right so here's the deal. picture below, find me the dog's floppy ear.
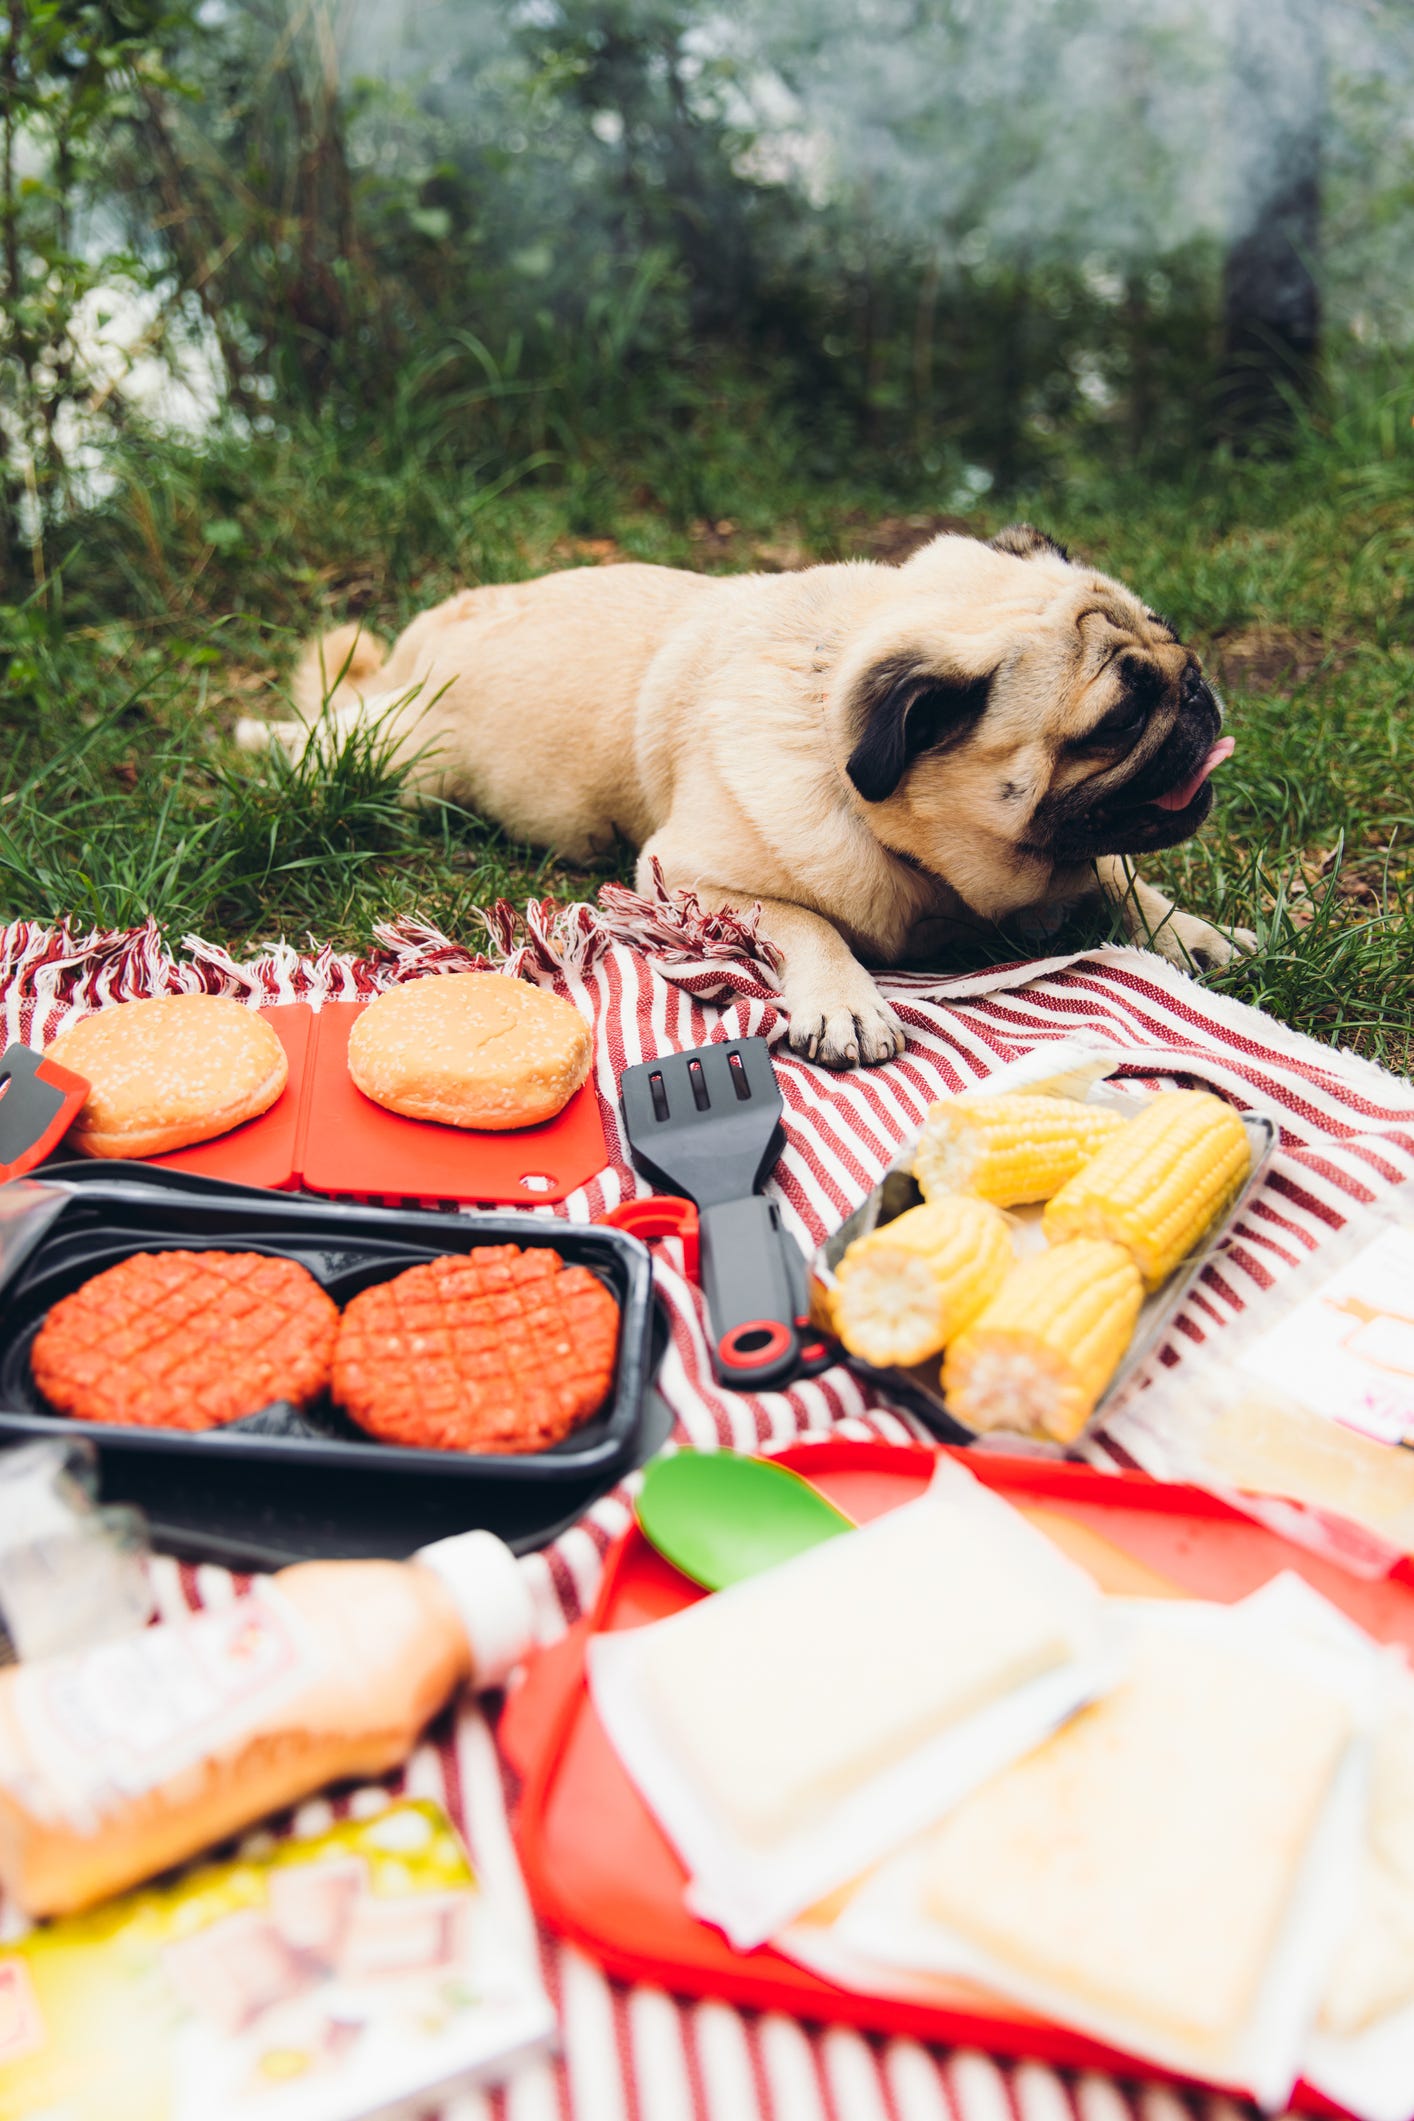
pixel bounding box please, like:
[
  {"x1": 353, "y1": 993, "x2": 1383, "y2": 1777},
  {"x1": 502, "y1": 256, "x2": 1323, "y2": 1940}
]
[
  {"x1": 989, "y1": 523, "x2": 1070, "y2": 563},
  {"x1": 846, "y1": 662, "x2": 993, "y2": 804}
]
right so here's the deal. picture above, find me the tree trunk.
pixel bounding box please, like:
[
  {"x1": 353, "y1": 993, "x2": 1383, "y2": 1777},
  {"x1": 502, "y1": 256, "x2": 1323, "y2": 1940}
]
[{"x1": 1217, "y1": 0, "x2": 1325, "y2": 448}]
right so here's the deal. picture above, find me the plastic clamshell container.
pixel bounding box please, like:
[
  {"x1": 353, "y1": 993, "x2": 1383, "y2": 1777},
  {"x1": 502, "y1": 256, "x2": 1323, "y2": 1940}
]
[
  {"x1": 808, "y1": 1092, "x2": 1277, "y2": 1450},
  {"x1": 0, "y1": 1170, "x2": 654, "y2": 1486}
]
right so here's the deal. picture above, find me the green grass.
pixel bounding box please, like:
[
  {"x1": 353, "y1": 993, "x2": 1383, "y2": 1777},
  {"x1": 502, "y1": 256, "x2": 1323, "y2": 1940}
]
[{"x1": 3, "y1": 365, "x2": 1412, "y2": 1068}]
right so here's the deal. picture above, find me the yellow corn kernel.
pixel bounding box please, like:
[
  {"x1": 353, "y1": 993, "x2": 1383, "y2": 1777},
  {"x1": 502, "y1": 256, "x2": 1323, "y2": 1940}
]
[
  {"x1": 912, "y1": 1095, "x2": 1130, "y2": 1208},
  {"x1": 833, "y1": 1196, "x2": 1014, "y2": 1369},
  {"x1": 942, "y1": 1238, "x2": 1143, "y2": 1443},
  {"x1": 1042, "y1": 1090, "x2": 1251, "y2": 1291}
]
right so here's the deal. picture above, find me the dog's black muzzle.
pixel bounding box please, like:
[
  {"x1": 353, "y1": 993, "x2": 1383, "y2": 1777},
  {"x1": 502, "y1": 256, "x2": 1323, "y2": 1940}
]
[{"x1": 1033, "y1": 673, "x2": 1226, "y2": 862}]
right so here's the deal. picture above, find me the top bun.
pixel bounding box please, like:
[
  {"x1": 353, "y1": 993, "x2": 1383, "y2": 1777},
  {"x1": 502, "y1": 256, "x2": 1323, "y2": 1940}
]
[
  {"x1": 46, "y1": 995, "x2": 287, "y2": 1159},
  {"x1": 348, "y1": 973, "x2": 592, "y2": 1131}
]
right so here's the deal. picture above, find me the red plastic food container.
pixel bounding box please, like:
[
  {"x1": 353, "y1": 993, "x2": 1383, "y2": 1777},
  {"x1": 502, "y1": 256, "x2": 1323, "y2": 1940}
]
[{"x1": 503, "y1": 1438, "x2": 1412, "y2": 2113}]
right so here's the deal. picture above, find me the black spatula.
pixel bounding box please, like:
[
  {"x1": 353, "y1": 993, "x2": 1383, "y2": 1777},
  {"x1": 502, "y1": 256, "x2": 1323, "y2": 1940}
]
[
  {"x1": 619, "y1": 1037, "x2": 828, "y2": 1391},
  {"x1": 0, "y1": 1045, "x2": 91, "y2": 1182}
]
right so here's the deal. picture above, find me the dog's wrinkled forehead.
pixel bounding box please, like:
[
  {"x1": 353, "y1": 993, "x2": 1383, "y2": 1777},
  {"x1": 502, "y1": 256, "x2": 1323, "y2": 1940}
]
[
  {"x1": 978, "y1": 532, "x2": 1195, "y2": 736},
  {"x1": 1054, "y1": 587, "x2": 1189, "y2": 719},
  {"x1": 900, "y1": 523, "x2": 1185, "y2": 661}
]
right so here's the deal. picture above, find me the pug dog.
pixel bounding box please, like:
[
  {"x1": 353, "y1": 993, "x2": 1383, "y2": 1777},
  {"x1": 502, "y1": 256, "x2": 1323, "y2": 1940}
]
[{"x1": 237, "y1": 525, "x2": 1251, "y2": 1067}]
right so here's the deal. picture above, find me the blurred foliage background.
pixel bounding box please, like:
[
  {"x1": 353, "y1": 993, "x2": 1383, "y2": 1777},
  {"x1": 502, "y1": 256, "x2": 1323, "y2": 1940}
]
[
  {"x1": 1, "y1": 0, "x2": 1413, "y2": 1057},
  {"x1": 5, "y1": 0, "x2": 1412, "y2": 552}
]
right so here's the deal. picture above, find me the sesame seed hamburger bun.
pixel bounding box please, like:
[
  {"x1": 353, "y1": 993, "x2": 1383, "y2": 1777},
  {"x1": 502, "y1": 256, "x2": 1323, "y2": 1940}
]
[
  {"x1": 46, "y1": 994, "x2": 287, "y2": 1159},
  {"x1": 347, "y1": 972, "x2": 592, "y2": 1131}
]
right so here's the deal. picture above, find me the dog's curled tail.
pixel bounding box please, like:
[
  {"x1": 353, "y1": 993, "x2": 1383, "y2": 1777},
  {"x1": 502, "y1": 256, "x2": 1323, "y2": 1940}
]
[{"x1": 292, "y1": 621, "x2": 389, "y2": 720}]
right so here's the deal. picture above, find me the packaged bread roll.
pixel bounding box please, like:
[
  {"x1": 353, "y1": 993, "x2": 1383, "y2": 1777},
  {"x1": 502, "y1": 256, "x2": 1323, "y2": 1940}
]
[{"x1": 0, "y1": 1532, "x2": 534, "y2": 1916}]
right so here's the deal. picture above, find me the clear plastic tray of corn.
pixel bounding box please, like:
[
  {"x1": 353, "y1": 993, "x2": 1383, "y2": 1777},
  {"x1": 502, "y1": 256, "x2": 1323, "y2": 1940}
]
[{"x1": 808, "y1": 1056, "x2": 1277, "y2": 1454}]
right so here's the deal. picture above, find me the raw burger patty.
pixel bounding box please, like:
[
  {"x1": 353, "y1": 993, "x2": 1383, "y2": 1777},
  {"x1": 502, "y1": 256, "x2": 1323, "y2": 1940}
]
[
  {"x1": 333, "y1": 1245, "x2": 619, "y2": 1452},
  {"x1": 31, "y1": 1250, "x2": 339, "y2": 1431}
]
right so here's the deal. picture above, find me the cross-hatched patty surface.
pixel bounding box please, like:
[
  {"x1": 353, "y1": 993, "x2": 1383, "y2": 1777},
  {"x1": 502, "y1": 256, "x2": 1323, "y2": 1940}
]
[
  {"x1": 31, "y1": 1250, "x2": 340, "y2": 1431},
  {"x1": 333, "y1": 1245, "x2": 619, "y2": 1451}
]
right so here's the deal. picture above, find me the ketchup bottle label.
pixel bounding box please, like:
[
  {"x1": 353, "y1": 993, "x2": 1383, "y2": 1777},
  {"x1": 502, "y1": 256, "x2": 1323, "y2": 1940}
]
[{"x1": 9, "y1": 1585, "x2": 318, "y2": 1828}]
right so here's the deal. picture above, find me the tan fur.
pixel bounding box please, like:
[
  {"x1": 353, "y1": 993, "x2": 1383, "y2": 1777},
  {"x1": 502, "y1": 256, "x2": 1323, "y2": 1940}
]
[
  {"x1": 236, "y1": 534, "x2": 1252, "y2": 1067},
  {"x1": 291, "y1": 620, "x2": 389, "y2": 721}
]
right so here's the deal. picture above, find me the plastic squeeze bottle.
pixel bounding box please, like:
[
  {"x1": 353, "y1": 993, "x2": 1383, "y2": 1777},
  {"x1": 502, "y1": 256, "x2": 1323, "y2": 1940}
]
[{"x1": 0, "y1": 1529, "x2": 535, "y2": 1917}]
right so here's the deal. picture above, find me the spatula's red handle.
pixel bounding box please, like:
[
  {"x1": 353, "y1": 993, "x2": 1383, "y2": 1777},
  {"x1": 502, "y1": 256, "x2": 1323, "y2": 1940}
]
[
  {"x1": 600, "y1": 1192, "x2": 836, "y2": 1392},
  {"x1": 600, "y1": 1195, "x2": 700, "y2": 1282}
]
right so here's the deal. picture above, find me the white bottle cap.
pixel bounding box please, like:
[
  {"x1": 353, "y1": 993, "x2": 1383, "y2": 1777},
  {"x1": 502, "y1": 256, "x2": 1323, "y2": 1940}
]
[{"x1": 413, "y1": 1530, "x2": 537, "y2": 1690}]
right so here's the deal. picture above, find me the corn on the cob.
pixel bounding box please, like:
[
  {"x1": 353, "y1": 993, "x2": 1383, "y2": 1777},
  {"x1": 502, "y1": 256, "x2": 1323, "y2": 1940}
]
[
  {"x1": 1042, "y1": 1089, "x2": 1250, "y2": 1291},
  {"x1": 941, "y1": 1238, "x2": 1143, "y2": 1442},
  {"x1": 912, "y1": 1094, "x2": 1129, "y2": 1207},
  {"x1": 833, "y1": 1197, "x2": 1013, "y2": 1369}
]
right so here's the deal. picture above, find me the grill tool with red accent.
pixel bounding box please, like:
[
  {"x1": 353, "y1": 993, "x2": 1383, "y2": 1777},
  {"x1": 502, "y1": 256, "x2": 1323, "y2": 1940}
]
[
  {"x1": 0, "y1": 1045, "x2": 91, "y2": 1183},
  {"x1": 618, "y1": 1039, "x2": 831, "y2": 1391}
]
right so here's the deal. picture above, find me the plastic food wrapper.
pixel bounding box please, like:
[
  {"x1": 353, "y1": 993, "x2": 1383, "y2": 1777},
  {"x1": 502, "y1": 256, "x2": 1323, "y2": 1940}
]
[
  {"x1": 1308, "y1": 1991, "x2": 1414, "y2": 2121},
  {"x1": 0, "y1": 1438, "x2": 153, "y2": 1661},
  {"x1": 587, "y1": 1458, "x2": 1120, "y2": 1950},
  {"x1": 1109, "y1": 1190, "x2": 1414, "y2": 1579},
  {"x1": 0, "y1": 1180, "x2": 68, "y2": 1291},
  {"x1": 1298, "y1": 1637, "x2": 1414, "y2": 2121},
  {"x1": 932, "y1": 1038, "x2": 1125, "y2": 1104},
  {"x1": 831, "y1": 1577, "x2": 1383, "y2": 2112},
  {"x1": 0, "y1": 1786, "x2": 554, "y2": 2121},
  {"x1": 0, "y1": 1181, "x2": 155, "y2": 1660}
]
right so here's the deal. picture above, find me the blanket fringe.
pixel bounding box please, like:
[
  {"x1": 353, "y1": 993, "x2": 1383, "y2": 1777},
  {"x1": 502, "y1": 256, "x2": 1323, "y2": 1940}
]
[
  {"x1": 0, "y1": 869, "x2": 780, "y2": 1024},
  {"x1": 596, "y1": 858, "x2": 783, "y2": 980}
]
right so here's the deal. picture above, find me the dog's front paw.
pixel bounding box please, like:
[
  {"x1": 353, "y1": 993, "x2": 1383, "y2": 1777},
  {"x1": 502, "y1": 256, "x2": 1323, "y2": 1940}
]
[
  {"x1": 783, "y1": 982, "x2": 905, "y2": 1068},
  {"x1": 1154, "y1": 913, "x2": 1258, "y2": 972}
]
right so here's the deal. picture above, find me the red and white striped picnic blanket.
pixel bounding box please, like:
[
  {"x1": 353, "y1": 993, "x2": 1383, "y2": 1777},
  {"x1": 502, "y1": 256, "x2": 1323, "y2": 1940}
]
[{"x1": 6, "y1": 879, "x2": 1414, "y2": 2121}]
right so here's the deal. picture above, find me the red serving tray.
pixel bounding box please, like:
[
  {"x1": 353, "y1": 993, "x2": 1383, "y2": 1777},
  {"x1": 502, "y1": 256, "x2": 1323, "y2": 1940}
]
[
  {"x1": 149, "y1": 1004, "x2": 314, "y2": 1191},
  {"x1": 149, "y1": 1003, "x2": 609, "y2": 1207},
  {"x1": 503, "y1": 1439, "x2": 1414, "y2": 2110}
]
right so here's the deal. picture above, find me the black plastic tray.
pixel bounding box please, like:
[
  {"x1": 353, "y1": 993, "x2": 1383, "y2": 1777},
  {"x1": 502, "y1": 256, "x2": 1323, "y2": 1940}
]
[
  {"x1": 0, "y1": 1168, "x2": 658, "y2": 1557},
  {"x1": 105, "y1": 1328, "x2": 676, "y2": 1568}
]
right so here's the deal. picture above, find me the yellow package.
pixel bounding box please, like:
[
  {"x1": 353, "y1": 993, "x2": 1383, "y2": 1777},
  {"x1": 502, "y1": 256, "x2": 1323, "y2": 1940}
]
[{"x1": 0, "y1": 1799, "x2": 552, "y2": 2121}]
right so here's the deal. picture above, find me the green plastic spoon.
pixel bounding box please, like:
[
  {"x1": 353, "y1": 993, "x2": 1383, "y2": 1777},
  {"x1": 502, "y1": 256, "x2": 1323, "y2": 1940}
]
[{"x1": 635, "y1": 1449, "x2": 853, "y2": 1592}]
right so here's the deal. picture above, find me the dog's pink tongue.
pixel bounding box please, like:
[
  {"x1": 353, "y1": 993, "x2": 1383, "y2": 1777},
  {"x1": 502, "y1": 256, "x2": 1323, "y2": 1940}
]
[{"x1": 1153, "y1": 736, "x2": 1235, "y2": 812}]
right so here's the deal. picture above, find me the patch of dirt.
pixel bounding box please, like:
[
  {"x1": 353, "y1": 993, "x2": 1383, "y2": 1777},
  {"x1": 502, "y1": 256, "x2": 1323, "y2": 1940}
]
[
  {"x1": 313, "y1": 566, "x2": 383, "y2": 613},
  {"x1": 751, "y1": 535, "x2": 810, "y2": 572},
  {"x1": 1210, "y1": 625, "x2": 1342, "y2": 693},
  {"x1": 549, "y1": 535, "x2": 628, "y2": 565},
  {"x1": 220, "y1": 664, "x2": 278, "y2": 697},
  {"x1": 687, "y1": 517, "x2": 746, "y2": 563},
  {"x1": 1276, "y1": 845, "x2": 1398, "y2": 929},
  {"x1": 538, "y1": 512, "x2": 982, "y2": 579},
  {"x1": 839, "y1": 512, "x2": 976, "y2": 564},
  {"x1": 1334, "y1": 869, "x2": 1385, "y2": 910},
  {"x1": 212, "y1": 663, "x2": 280, "y2": 730},
  {"x1": 688, "y1": 510, "x2": 981, "y2": 573}
]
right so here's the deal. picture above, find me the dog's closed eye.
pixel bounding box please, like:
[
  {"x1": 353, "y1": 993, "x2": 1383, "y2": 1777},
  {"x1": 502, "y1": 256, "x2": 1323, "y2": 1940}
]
[
  {"x1": 1073, "y1": 656, "x2": 1165, "y2": 753},
  {"x1": 1080, "y1": 699, "x2": 1146, "y2": 749}
]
